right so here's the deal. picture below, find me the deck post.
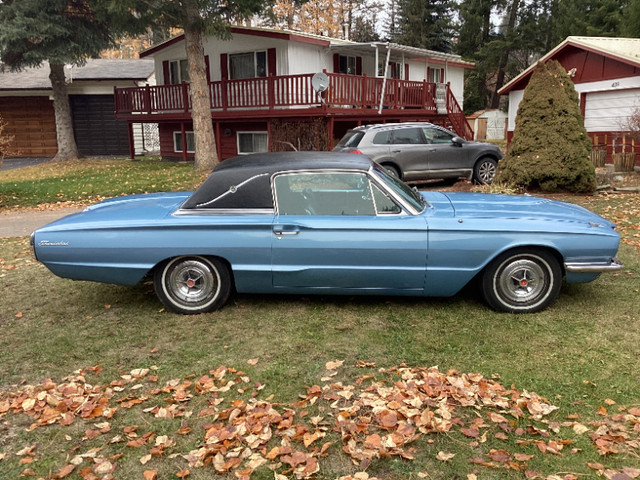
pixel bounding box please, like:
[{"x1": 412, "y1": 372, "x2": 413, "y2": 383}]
[
  {"x1": 127, "y1": 122, "x2": 135, "y2": 160},
  {"x1": 268, "y1": 74, "x2": 275, "y2": 111},
  {"x1": 182, "y1": 82, "x2": 189, "y2": 113},
  {"x1": 221, "y1": 78, "x2": 228, "y2": 111},
  {"x1": 180, "y1": 122, "x2": 188, "y2": 163},
  {"x1": 144, "y1": 84, "x2": 152, "y2": 114}
]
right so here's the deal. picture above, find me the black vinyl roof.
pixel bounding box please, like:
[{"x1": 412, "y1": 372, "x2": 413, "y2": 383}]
[{"x1": 181, "y1": 152, "x2": 373, "y2": 210}]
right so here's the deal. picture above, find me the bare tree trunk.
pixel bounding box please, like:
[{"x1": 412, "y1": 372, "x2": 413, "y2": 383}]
[
  {"x1": 184, "y1": 2, "x2": 218, "y2": 172},
  {"x1": 49, "y1": 63, "x2": 79, "y2": 161}
]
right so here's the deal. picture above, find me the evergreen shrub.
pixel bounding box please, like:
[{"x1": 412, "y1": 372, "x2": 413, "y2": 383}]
[{"x1": 497, "y1": 60, "x2": 596, "y2": 193}]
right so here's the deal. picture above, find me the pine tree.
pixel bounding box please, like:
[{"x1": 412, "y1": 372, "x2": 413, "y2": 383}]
[
  {"x1": 497, "y1": 60, "x2": 596, "y2": 193},
  {"x1": 0, "y1": 0, "x2": 122, "y2": 161},
  {"x1": 395, "y1": 0, "x2": 454, "y2": 52}
]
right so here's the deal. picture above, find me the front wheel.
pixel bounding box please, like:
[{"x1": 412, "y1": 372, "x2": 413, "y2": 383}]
[
  {"x1": 473, "y1": 158, "x2": 497, "y2": 184},
  {"x1": 481, "y1": 249, "x2": 562, "y2": 313},
  {"x1": 154, "y1": 256, "x2": 231, "y2": 314}
]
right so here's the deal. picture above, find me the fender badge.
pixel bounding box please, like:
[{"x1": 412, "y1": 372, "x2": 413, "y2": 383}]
[{"x1": 39, "y1": 240, "x2": 69, "y2": 246}]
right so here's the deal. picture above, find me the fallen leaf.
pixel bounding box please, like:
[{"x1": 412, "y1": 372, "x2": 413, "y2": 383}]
[
  {"x1": 436, "y1": 451, "x2": 455, "y2": 462},
  {"x1": 176, "y1": 469, "x2": 190, "y2": 478},
  {"x1": 143, "y1": 470, "x2": 158, "y2": 480},
  {"x1": 247, "y1": 358, "x2": 259, "y2": 365},
  {"x1": 326, "y1": 360, "x2": 344, "y2": 370}
]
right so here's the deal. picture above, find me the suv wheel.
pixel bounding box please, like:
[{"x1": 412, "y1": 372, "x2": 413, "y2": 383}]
[{"x1": 473, "y1": 158, "x2": 497, "y2": 184}]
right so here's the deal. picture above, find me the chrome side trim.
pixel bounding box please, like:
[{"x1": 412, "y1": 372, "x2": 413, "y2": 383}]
[
  {"x1": 564, "y1": 257, "x2": 623, "y2": 273},
  {"x1": 174, "y1": 208, "x2": 274, "y2": 216}
]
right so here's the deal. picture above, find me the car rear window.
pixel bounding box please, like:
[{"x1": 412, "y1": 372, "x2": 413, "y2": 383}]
[{"x1": 337, "y1": 131, "x2": 364, "y2": 148}]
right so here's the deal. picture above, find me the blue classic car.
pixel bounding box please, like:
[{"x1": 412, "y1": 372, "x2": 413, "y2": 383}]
[{"x1": 32, "y1": 152, "x2": 622, "y2": 314}]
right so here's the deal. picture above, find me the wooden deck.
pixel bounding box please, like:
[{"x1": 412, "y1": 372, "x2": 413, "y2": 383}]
[{"x1": 115, "y1": 72, "x2": 473, "y2": 140}]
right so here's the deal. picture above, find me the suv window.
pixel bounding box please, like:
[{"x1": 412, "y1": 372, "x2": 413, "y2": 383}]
[
  {"x1": 337, "y1": 131, "x2": 364, "y2": 148},
  {"x1": 422, "y1": 127, "x2": 454, "y2": 144},
  {"x1": 390, "y1": 128, "x2": 425, "y2": 145},
  {"x1": 372, "y1": 131, "x2": 391, "y2": 144}
]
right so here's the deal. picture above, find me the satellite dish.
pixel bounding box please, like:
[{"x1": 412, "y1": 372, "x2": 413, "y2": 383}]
[{"x1": 311, "y1": 72, "x2": 329, "y2": 93}]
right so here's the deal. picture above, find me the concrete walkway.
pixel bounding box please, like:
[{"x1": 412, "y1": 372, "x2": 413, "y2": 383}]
[{"x1": 0, "y1": 207, "x2": 84, "y2": 238}]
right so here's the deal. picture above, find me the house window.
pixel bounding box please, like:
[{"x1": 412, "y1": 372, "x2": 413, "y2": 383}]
[
  {"x1": 169, "y1": 59, "x2": 189, "y2": 84},
  {"x1": 174, "y1": 131, "x2": 195, "y2": 153},
  {"x1": 237, "y1": 131, "x2": 268, "y2": 154},
  {"x1": 229, "y1": 51, "x2": 267, "y2": 79},
  {"x1": 429, "y1": 67, "x2": 443, "y2": 83},
  {"x1": 339, "y1": 55, "x2": 357, "y2": 75}
]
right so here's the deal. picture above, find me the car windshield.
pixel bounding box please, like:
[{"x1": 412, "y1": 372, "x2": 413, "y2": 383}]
[
  {"x1": 337, "y1": 131, "x2": 364, "y2": 148},
  {"x1": 372, "y1": 164, "x2": 427, "y2": 212}
]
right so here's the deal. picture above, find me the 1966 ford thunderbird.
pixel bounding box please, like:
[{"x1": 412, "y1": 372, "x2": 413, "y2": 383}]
[{"x1": 32, "y1": 152, "x2": 622, "y2": 314}]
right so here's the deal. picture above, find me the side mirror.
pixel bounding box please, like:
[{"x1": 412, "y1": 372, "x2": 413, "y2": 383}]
[{"x1": 452, "y1": 136, "x2": 464, "y2": 146}]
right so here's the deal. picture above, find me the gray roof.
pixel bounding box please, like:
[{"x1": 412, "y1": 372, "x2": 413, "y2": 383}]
[{"x1": 0, "y1": 59, "x2": 154, "y2": 90}]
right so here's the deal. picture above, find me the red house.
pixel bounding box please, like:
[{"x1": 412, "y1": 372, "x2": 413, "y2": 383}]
[
  {"x1": 499, "y1": 36, "x2": 640, "y2": 165},
  {"x1": 114, "y1": 26, "x2": 475, "y2": 162}
]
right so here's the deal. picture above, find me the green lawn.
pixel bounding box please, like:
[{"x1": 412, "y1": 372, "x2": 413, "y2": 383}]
[
  {"x1": 0, "y1": 157, "x2": 204, "y2": 210},
  {"x1": 0, "y1": 159, "x2": 638, "y2": 480}
]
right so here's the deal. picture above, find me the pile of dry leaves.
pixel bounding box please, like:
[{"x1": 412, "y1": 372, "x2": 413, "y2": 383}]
[{"x1": 1, "y1": 362, "x2": 639, "y2": 480}]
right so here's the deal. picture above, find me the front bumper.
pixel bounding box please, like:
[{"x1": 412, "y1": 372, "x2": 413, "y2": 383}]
[{"x1": 564, "y1": 257, "x2": 623, "y2": 273}]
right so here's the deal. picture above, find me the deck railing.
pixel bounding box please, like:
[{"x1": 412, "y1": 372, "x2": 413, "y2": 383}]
[{"x1": 115, "y1": 72, "x2": 441, "y2": 115}]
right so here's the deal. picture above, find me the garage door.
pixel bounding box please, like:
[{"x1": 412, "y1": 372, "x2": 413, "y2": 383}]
[{"x1": 70, "y1": 95, "x2": 129, "y2": 156}]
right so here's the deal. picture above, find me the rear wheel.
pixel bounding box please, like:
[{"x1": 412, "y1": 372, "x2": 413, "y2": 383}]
[
  {"x1": 382, "y1": 164, "x2": 401, "y2": 179},
  {"x1": 473, "y1": 158, "x2": 497, "y2": 184},
  {"x1": 154, "y1": 256, "x2": 231, "y2": 314},
  {"x1": 481, "y1": 249, "x2": 562, "y2": 313}
]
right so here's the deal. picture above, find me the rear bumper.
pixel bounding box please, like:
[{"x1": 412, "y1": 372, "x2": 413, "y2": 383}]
[{"x1": 564, "y1": 257, "x2": 623, "y2": 273}]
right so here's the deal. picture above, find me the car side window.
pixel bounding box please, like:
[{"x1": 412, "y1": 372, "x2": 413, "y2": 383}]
[
  {"x1": 371, "y1": 183, "x2": 402, "y2": 214},
  {"x1": 423, "y1": 127, "x2": 454, "y2": 144},
  {"x1": 274, "y1": 172, "x2": 376, "y2": 216},
  {"x1": 391, "y1": 128, "x2": 425, "y2": 145},
  {"x1": 372, "y1": 131, "x2": 391, "y2": 144}
]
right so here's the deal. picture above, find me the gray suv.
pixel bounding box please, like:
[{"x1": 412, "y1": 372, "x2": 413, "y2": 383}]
[{"x1": 333, "y1": 122, "x2": 503, "y2": 184}]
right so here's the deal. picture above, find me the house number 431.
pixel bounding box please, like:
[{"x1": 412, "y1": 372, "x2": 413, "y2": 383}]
[{"x1": 611, "y1": 81, "x2": 620, "y2": 87}]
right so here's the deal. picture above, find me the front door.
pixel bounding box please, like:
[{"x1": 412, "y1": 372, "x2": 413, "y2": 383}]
[{"x1": 271, "y1": 171, "x2": 428, "y2": 293}]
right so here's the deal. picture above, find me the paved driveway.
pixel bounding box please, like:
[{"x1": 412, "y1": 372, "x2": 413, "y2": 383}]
[
  {"x1": 1, "y1": 157, "x2": 52, "y2": 171},
  {"x1": 0, "y1": 207, "x2": 84, "y2": 238}
]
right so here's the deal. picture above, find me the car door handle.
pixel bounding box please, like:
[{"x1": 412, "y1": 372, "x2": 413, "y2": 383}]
[
  {"x1": 273, "y1": 226, "x2": 299, "y2": 236},
  {"x1": 392, "y1": 149, "x2": 402, "y2": 153}
]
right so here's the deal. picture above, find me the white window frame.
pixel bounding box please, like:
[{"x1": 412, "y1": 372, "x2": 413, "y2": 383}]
[
  {"x1": 173, "y1": 131, "x2": 195, "y2": 153},
  {"x1": 429, "y1": 67, "x2": 443, "y2": 84},
  {"x1": 229, "y1": 51, "x2": 268, "y2": 79},
  {"x1": 237, "y1": 131, "x2": 268, "y2": 155},
  {"x1": 169, "y1": 59, "x2": 189, "y2": 84}
]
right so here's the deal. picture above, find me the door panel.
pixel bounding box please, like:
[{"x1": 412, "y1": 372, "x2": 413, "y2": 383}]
[{"x1": 271, "y1": 215, "x2": 428, "y2": 291}]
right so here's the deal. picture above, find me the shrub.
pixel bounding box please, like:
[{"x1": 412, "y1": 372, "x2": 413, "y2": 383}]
[{"x1": 497, "y1": 60, "x2": 596, "y2": 193}]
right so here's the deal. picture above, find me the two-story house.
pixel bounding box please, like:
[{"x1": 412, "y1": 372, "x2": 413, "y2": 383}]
[{"x1": 114, "y1": 26, "x2": 474, "y2": 162}]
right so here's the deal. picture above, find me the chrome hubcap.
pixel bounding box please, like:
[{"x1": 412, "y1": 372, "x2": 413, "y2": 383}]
[
  {"x1": 168, "y1": 259, "x2": 218, "y2": 304},
  {"x1": 498, "y1": 259, "x2": 547, "y2": 304}
]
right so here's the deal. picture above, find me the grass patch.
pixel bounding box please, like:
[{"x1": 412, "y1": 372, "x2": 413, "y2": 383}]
[
  {"x1": 0, "y1": 160, "x2": 639, "y2": 479},
  {"x1": 0, "y1": 157, "x2": 204, "y2": 210}
]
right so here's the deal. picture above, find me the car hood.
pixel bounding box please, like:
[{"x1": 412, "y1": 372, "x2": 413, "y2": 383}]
[
  {"x1": 36, "y1": 192, "x2": 192, "y2": 232},
  {"x1": 440, "y1": 192, "x2": 616, "y2": 228}
]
